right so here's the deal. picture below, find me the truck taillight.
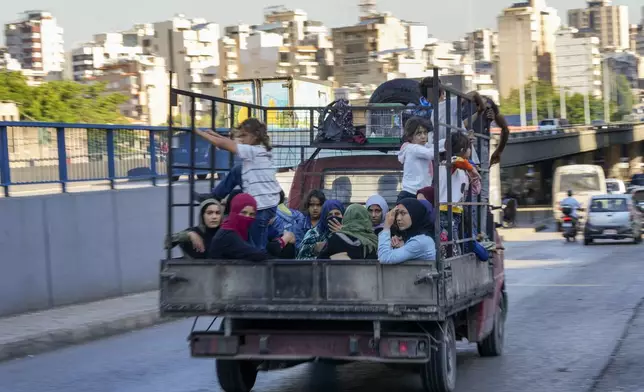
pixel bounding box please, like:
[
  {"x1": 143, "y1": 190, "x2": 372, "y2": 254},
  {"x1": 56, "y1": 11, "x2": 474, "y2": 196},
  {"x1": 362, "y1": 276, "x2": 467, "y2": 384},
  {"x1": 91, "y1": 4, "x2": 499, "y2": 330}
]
[{"x1": 385, "y1": 338, "x2": 429, "y2": 358}]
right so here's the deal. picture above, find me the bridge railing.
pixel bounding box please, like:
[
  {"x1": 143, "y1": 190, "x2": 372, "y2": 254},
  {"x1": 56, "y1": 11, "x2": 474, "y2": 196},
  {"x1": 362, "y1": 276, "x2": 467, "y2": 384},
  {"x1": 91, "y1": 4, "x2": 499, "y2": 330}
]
[
  {"x1": 0, "y1": 122, "x2": 175, "y2": 197},
  {"x1": 0, "y1": 120, "x2": 641, "y2": 197}
]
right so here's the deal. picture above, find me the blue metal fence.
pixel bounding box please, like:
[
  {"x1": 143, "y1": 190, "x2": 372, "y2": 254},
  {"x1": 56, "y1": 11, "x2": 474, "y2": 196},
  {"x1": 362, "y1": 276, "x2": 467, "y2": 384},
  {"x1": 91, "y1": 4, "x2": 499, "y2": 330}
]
[{"x1": 2, "y1": 120, "x2": 642, "y2": 197}]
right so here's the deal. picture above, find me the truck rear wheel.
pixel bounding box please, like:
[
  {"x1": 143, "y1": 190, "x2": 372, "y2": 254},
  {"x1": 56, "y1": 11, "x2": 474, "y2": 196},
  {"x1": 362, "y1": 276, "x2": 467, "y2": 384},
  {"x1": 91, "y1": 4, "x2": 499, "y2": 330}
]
[
  {"x1": 215, "y1": 359, "x2": 258, "y2": 392},
  {"x1": 477, "y1": 291, "x2": 507, "y2": 357},
  {"x1": 309, "y1": 360, "x2": 339, "y2": 392},
  {"x1": 421, "y1": 317, "x2": 457, "y2": 392}
]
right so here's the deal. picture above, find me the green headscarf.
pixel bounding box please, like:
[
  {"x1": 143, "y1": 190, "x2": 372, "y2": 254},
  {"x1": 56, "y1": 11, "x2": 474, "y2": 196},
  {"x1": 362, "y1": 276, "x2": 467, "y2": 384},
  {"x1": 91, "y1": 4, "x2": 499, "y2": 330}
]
[{"x1": 337, "y1": 204, "x2": 378, "y2": 253}]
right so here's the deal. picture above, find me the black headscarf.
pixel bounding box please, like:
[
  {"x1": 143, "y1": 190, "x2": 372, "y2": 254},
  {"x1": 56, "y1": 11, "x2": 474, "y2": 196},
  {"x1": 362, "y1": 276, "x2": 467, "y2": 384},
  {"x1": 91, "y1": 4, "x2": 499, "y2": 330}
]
[
  {"x1": 181, "y1": 198, "x2": 221, "y2": 258},
  {"x1": 397, "y1": 198, "x2": 431, "y2": 240}
]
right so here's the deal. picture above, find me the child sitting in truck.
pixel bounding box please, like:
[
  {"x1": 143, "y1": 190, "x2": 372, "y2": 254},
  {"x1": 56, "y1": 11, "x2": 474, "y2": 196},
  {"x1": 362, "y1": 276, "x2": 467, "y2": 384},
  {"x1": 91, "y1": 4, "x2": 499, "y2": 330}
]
[
  {"x1": 397, "y1": 116, "x2": 435, "y2": 203},
  {"x1": 437, "y1": 132, "x2": 481, "y2": 258},
  {"x1": 196, "y1": 118, "x2": 282, "y2": 250}
]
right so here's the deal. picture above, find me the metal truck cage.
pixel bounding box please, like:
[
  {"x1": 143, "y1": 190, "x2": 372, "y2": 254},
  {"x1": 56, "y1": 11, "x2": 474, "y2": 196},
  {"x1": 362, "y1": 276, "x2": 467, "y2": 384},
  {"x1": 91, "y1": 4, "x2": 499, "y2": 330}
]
[{"x1": 161, "y1": 67, "x2": 495, "y2": 322}]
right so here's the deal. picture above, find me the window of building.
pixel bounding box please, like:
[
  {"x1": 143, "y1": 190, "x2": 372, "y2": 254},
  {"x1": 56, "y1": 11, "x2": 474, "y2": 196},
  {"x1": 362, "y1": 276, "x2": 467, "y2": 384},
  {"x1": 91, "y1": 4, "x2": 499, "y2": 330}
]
[{"x1": 279, "y1": 52, "x2": 289, "y2": 63}]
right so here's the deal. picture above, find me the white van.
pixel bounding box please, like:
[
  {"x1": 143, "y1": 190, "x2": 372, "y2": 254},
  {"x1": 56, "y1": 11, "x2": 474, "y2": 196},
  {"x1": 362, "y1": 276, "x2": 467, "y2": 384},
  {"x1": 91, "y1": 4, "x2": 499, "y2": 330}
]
[{"x1": 552, "y1": 164, "x2": 607, "y2": 230}]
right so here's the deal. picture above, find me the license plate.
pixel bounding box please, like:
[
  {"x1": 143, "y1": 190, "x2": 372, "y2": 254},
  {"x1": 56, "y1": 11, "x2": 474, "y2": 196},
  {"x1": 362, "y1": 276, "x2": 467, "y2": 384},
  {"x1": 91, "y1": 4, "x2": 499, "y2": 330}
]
[
  {"x1": 603, "y1": 230, "x2": 617, "y2": 235},
  {"x1": 562, "y1": 222, "x2": 572, "y2": 228}
]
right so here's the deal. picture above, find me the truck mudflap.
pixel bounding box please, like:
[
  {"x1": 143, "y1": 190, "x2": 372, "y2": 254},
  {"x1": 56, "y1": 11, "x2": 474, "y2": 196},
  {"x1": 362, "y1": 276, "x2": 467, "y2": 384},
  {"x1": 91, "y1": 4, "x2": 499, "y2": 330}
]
[{"x1": 190, "y1": 330, "x2": 432, "y2": 363}]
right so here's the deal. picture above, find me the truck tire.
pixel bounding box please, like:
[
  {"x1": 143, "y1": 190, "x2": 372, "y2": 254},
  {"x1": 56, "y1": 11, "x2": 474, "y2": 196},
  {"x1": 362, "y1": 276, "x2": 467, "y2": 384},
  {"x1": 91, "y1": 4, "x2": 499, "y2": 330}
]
[
  {"x1": 216, "y1": 359, "x2": 258, "y2": 392},
  {"x1": 477, "y1": 291, "x2": 507, "y2": 357},
  {"x1": 369, "y1": 78, "x2": 421, "y2": 105},
  {"x1": 197, "y1": 174, "x2": 208, "y2": 180},
  {"x1": 309, "y1": 360, "x2": 339, "y2": 392},
  {"x1": 421, "y1": 317, "x2": 457, "y2": 392}
]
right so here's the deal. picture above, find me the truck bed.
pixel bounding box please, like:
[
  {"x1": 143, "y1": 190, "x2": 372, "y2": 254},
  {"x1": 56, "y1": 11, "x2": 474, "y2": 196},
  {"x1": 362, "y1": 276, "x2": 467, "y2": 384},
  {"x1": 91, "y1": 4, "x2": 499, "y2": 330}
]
[{"x1": 160, "y1": 254, "x2": 493, "y2": 321}]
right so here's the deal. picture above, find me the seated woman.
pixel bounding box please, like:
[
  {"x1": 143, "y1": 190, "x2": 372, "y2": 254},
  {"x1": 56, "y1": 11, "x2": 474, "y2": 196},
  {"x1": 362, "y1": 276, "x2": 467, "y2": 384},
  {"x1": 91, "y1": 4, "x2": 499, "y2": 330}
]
[
  {"x1": 296, "y1": 199, "x2": 345, "y2": 260},
  {"x1": 165, "y1": 199, "x2": 222, "y2": 259},
  {"x1": 377, "y1": 198, "x2": 436, "y2": 264},
  {"x1": 209, "y1": 193, "x2": 293, "y2": 261},
  {"x1": 318, "y1": 204, "x2": 378, "y2": 260},
  {"x1": 366, "y1": 194, "x2": 389, "y2": 235}
]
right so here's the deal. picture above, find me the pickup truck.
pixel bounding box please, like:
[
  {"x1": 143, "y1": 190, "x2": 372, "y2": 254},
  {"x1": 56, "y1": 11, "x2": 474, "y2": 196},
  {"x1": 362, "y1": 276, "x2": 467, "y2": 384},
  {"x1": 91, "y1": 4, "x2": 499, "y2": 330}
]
[{"x1": 160, "y1": 70, "x2": 507, "y2": 392}]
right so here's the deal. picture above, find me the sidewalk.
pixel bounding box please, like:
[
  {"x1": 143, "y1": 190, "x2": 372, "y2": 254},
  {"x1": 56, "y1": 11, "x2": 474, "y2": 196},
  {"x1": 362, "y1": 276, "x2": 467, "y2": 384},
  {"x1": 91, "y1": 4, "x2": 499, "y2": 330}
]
[{"x1": 0, "y1": 291, "x2": 164, "y2": 362}]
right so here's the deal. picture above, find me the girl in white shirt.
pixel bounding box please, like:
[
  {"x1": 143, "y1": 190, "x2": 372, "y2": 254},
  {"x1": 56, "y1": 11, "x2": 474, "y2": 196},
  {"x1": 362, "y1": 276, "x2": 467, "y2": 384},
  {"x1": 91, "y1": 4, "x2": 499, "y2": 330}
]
[
  {"x1": 196, "y1": 119, "x2": 282, "y2": 250},
  {"x1": 397, "y1": 116, "x2": 435, "y2": 203}
]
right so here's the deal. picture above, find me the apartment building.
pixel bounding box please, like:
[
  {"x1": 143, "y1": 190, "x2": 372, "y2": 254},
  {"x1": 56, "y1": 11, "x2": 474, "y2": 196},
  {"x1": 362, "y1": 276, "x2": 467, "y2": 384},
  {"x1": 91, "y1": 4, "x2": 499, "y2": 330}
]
[
  {"x1": 0, "y1": 48, "x2": 21, "y2": 71},
  {"x1": 568, "y1": 0, "x2": 630, "y2": 51},
  {"x1": 455, "y1": 29, "x2": 498, "y2": 63},
  {"x1": 497, "y1": 0, "x2": 561, "y2": 99},
  {"x1": 221, "y1": 8, "x2": 333, "y2": 82},
  {"x1": 92, "y1": 56, "x2": 169, "y2": 125},
  {"x1": 332, "y1": 13, "x2": 429, "y2": 87},
  {"x1": 604, "y1": 50, "x2": 639, "y2": 88},
  {"x1": 4, "y1": 11, "x2": 65, "y2": 75},
  {"x1": 147, "y1": 15, "x2": 221, "y2": 97},
  {"x1": 555, "y1": 27, "x2": 603, "y2": 98},
  {"x1": 72, "y1": 31, "x2": 148, "y2": 81},
  {"x1": 635, "y1": 7, "x2": 644, "y2": 56}
]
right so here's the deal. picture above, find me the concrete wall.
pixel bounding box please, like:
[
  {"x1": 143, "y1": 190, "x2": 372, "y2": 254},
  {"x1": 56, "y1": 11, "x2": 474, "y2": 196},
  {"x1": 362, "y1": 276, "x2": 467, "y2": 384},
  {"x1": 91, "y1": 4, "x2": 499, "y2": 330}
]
[{"x1": 0, "y1": 185, "x2": 192, "y2": 317}]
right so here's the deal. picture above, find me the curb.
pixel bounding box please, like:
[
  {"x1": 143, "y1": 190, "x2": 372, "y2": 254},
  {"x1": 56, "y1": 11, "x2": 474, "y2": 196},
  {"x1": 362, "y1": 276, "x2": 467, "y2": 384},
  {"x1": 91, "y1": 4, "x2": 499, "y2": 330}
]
[
  {"x1": 534, "y1": 220, "x2": 550, "y2": 232},
  {"x1": 0, "y1": 311, "x2": 175, "y2": 362}
]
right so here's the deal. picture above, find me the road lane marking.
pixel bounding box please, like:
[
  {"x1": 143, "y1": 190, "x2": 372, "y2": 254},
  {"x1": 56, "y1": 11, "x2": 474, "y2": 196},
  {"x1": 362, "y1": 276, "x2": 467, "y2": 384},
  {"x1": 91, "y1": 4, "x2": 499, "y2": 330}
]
[{"x1": 507, "y1": 283, "x2": 607, "y2": 287}]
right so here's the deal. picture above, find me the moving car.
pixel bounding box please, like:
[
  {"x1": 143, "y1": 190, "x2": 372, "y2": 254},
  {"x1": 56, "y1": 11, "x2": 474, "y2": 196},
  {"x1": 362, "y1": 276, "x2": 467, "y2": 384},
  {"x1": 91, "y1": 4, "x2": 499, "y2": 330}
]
[
  {"x1": 605, "y1": 178, "x2": 626, "y2": 194},
  {"x1": 584, "y1": 194, "x2": 642, "y2": 245}
]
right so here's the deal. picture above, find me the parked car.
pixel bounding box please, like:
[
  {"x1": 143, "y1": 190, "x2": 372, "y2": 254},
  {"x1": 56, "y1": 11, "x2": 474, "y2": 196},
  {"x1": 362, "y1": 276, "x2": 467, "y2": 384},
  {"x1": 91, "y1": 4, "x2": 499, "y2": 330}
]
[
  {"x1": 627, "y1": 173, "x2": 644, "y2": 193},
  {"x1": 605, "y1": 178, "x2": 626, "y2": 194},
  {"x1": 584, "y1": 194, "x2": 642, "y2": 245}
]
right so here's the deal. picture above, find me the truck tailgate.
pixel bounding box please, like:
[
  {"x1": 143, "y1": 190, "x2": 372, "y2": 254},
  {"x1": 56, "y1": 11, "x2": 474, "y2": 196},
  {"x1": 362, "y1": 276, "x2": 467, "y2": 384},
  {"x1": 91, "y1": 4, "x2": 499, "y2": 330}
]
[{"x1": 160, "y1": 259, "x2": 442, "y2": 320}]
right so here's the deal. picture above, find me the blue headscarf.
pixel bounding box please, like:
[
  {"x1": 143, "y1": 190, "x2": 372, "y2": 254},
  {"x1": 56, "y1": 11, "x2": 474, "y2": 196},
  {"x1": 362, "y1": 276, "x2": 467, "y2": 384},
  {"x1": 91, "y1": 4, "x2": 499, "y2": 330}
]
[{"x1": 318, "y1": 199, "x2": 345, "y2": 236}]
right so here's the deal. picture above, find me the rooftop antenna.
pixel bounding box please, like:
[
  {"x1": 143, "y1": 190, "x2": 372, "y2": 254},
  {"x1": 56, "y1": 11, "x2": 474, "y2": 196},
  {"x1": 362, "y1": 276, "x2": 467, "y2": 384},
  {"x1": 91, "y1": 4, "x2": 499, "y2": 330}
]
[{"x1": 359, "y1": 0, "x2": 377, "y2": 18}]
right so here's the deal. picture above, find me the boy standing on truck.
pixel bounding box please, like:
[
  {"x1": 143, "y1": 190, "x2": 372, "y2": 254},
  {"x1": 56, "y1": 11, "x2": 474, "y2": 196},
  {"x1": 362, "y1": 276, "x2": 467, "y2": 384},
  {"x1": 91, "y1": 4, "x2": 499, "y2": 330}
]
[{"x1": 196, "y1": 119, "x2": 281, "y2": 250}]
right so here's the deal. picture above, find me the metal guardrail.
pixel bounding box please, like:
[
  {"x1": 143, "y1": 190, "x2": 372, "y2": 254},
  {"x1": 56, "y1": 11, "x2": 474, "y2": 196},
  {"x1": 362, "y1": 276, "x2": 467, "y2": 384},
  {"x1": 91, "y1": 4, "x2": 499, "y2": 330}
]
[{"x1": 0, "y1": 120, "x2": 641, "y2": 197}]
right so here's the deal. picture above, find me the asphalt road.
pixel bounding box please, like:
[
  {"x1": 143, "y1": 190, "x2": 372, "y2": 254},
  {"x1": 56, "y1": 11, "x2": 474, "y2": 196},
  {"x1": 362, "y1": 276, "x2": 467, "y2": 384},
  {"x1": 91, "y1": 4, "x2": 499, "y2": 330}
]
[{"x1": 1, "y1": 229, "x2": 642, "y2": 392}]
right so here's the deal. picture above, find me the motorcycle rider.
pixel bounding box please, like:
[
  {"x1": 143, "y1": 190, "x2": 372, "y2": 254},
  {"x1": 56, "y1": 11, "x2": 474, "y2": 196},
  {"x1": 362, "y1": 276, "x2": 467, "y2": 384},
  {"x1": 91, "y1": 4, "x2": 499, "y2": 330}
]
[{"x1": 560, "y1": 190, "x2": 582, "y2": 227}]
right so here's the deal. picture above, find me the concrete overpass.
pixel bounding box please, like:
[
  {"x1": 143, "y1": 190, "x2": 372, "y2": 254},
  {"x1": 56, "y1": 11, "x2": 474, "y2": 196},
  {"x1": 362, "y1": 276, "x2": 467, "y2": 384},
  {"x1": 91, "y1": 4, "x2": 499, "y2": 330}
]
[{"x1": 500, "y1": 123, "x2": 644, "y2": 176}]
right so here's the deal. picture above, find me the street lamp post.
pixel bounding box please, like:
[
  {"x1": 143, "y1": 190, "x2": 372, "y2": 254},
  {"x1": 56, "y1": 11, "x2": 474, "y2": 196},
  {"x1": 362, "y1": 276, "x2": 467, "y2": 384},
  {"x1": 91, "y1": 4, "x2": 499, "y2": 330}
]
[{"x1": 516, "y1": 18, "x2": 527, "y2": 128}]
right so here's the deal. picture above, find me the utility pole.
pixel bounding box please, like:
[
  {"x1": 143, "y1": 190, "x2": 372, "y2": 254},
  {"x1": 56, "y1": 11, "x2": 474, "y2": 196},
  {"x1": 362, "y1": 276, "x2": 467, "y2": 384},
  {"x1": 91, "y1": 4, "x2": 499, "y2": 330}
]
[
  {"x1": 531, "y1": 77, "x2": 538, "y2": 126},
  {"x1": 603, "y1": 58, "x2": 610, "y2": 123},
  {"x1": 584, "y1": 65, "x2": 591, "y2": 125},
  {"x1": 516, "y1": 18, "x2": 527, "y2": 128}
]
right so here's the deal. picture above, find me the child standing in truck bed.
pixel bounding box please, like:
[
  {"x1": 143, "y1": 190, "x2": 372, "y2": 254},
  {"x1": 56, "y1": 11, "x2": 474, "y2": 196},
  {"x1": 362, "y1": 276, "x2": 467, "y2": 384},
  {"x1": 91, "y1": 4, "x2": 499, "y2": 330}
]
[
  {"x1": 397, "y1": 116, "x2": 435, "y2": 203},
  {"x1": 196, "y1": 118, "x2": 282, "y2": 250}
]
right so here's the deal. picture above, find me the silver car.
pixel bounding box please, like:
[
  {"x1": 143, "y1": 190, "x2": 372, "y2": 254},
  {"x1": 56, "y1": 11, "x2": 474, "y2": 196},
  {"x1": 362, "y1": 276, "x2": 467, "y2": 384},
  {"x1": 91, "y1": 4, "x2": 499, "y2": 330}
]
[{"x1": 584, "y1": 194, "x2": 642, "y2": 245}]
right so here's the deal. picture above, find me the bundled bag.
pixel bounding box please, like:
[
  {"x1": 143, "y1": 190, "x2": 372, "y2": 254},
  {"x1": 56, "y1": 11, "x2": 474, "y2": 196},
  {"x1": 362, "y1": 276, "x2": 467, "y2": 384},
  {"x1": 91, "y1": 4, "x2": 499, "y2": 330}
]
[{"x1": 316, "y1": 99, "x2": 365, "y2": 144}]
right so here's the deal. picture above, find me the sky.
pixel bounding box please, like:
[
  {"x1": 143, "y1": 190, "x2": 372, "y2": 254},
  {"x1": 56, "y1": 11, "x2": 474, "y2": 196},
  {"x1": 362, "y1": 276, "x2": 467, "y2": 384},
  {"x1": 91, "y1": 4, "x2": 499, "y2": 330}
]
[{"x1": 1, "y1": 0, "x2": 643, "y2": 49}]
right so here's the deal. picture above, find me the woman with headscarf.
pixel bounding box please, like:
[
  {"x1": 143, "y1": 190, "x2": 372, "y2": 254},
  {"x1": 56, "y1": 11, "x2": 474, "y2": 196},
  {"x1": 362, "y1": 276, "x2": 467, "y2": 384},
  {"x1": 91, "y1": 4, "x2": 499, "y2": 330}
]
[
  {"x1": 365, "y1": 194, "x2": 389, "y2": 235},
  {"x1": 209, "y1": 193, "x2": 292, "y2": 261},
  {"x1": 318, "y1": 204, "x2": 378, "y2": 260},
  {"x1": 165, "y1": 199, "x2": 223, "y2": 259},
  {"x1": 296, "y1": 199, "x2": 345, "y2": 260},
  {"x1": 378, "y1": 198, "x2": 436, "y2": 264}
]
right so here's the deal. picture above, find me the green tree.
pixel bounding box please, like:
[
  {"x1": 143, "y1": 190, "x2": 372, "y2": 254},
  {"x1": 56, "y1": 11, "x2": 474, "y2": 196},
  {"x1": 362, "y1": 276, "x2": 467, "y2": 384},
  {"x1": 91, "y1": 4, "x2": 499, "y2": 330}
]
[
  {"x1": 500, "y1": 80, "x2": 620, "y2": 124},
  {"x1": 0, "y1": 71, "x2": 128, "y2": 124}
]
